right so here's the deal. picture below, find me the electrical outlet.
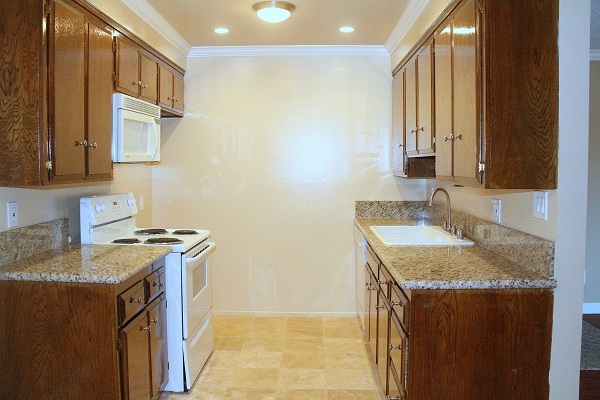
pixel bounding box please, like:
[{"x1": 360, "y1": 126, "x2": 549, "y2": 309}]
[
  {"x1": 139, "y1": 195, "x2": 145, "y2": 211},
  {"x1": 533, "y1": 191, "x2": 548, "y2": 220},
  {"x1": 7, "y1": 201, "x2": 18, "y2": 228},
  {"x1": 491, "y1": 198, "x2": 501, "y2": 223}
]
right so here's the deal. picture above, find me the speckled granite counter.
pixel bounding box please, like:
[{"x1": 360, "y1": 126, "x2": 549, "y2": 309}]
[
  {"x1": 0, "y1": 244, "x2": 171, "y2": 284},
  {"x1": 355, "y1": 217, "x2": 556, "y2": 290}
]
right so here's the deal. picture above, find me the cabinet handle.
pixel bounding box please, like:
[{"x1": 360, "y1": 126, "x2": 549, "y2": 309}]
[
  {"x1": 167, "y1": 96, "x2": 171, "y2": 100},
  {"x1": 390, "y1": 344, "x2": 402, "y2": 350},
  {"x1": 376, "y1": 305, "x2": 385, "y2": 309},
  {"x1": 129, "y1": 297, "x2": 143, "y2": 303},
  {"x1": 132, "y1": 81, "x2": 138, "y2": 86},
  {"x1": 418, "y1": 126, "x2": 424, "y2": 132},
  {"x1": 143, "y1": 84, "x2": 148, "y2": 89},
  {"x1": 150, "y1": 318, "x2": 159, "y2": 324},
  {"x1": 140, "y1": 325, "x2": 151, "y2": 331},
  {"x1": 444, "y1": 134, "x2": 463, "y2": 142},
  {"x1": 174, "y1": 97, "x2": 179, "y2": 103},
  {"x1": 391, "y1": 301, "x2": 404, "y2": 307},
  {"x1": 398, "y1": 144, "x2": 403, "y2": 147},
  {"x1": 75, "y1": 140, "x2": 87, "y2": 147},
  {"x1": 378, "y1": 280, "x2": 388, "y2": 285},
  {"x1": 388, "y1": 397, "x2": 402, "y2": 400},
  {"x1": 138, "y1": 80, "x2": 142, "y2": 86},
  {"x1": 87, "y1": 142, "x2": 97, "y2": 148}
]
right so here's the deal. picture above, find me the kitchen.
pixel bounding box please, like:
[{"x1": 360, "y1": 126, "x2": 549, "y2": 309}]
[{"x1": 0, "y1": 0, "x2": 592, "y2": 399}]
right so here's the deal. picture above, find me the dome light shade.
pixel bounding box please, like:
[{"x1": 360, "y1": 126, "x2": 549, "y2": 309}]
[{"x1": 252, "y1": 1, "x2": 296, "y2": 23}]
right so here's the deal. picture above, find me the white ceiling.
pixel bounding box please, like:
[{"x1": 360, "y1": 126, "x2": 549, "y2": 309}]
[{"x1": 143, "y1": 0, "x2": 411, "y2": 47}]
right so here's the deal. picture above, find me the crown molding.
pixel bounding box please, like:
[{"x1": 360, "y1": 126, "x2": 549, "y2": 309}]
[
  {"x1": 188, "y1": 45, "x2": 390, "y2": 58},
  {"x1": 120, "y1": 0, "x2": 192, "y2": 57},
  {"x1": 384, "y1": 0, "x2": 430, "y2": 54},
  {"x1": 591, "y1": 49, "x2": 600, "y2": 61}
]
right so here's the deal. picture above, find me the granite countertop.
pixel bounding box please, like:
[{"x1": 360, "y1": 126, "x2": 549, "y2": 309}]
[
  {"x1": 0, "y1": 245, "x2": 172, "y2": 284},
  {"x1": 355, "y1": 217, "x2": 557, "y2": 290}
]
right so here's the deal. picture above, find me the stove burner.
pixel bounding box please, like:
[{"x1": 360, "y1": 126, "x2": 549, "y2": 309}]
[
  {"x1": 172, "y1": 230, "x2": 199, "y2": 235},
  {"x1": 112, "y1": 238, "x2": 141, "y2": 244},
  {"x1": 145, "y1": 237, "x2": 184, "y2": 245},
  {"x1": 134, "y1": 229, "x2": 168, "y2": 235}
]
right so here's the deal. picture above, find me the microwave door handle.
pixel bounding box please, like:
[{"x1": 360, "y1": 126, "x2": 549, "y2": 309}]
[
  {"x1": 151, "y1": 118, "x2": 159, "y2": 161},
  {"x1": 186, "y1": 242, "x2": 216, "y2": 264}
]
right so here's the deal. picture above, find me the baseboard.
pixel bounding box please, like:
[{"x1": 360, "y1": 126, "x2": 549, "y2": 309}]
[
  {"x1": 583, "y1": 303, "x2": 600, "y2": 314},
  {"x1": 211, "y1": 310, "x2": 358, "y2": 318}
]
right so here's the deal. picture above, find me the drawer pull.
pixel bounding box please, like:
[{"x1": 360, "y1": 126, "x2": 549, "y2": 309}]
[
  {"x1": 377, "y1": 305, "x2": 385, "y2": 309},
  {"x1": 140, "y1": 325, "x2": 151, "y2": 331},
  {"x1": 378, "y1": 280, "x2": 389, "y2": 285},
  {"x1": 390, "y1": 344, "x2": 402, "y2": 350},
  {"x1": 388, "y1": 397, "x2": 401, "y2": 400},
  {"x1": 152, "y1": 281, "x2": 164, "y2": 288},
  {"x1": 391, "y1": 301, "x2": 404, "y2": 307},
  {"x1": 129, "y1": 297, "x2": 143, "y2": 304},
  {"x1": 150, "y1": 318, "x2": 159, "y2": 324}
]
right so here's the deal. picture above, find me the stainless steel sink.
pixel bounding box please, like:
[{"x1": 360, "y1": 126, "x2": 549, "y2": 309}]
[{"x1": 369, "y1": 225, "x2": 474, "y2": 246}]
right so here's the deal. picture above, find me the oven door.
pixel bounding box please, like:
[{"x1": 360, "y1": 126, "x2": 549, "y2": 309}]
[{"x1": 182, "y1": 242, "x2": 215, "y2": 339}]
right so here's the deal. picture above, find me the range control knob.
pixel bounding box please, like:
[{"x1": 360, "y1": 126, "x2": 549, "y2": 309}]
[
  {"x1": 127, "y1": 198, "x2": 136, "y2": 206},
  {"x1": 101, "y1": 204, "x2": 107, "y2": 212},
  {"x1": 95, "y1": 204, "x2": 103, "y2": 213}
]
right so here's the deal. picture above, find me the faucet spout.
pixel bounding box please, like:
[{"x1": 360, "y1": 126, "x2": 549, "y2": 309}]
[{"x1": 429, "y1": 188, "x2": 452, "y2": 232}]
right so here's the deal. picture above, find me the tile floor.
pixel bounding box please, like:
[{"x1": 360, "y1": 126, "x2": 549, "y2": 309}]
[{"x1": 159, "y1": 316, "x2": 384, "y2": 400}]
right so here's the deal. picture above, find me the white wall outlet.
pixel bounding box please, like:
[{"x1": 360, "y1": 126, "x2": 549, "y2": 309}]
[
  {"x1": 491, "y1": 198, "x2": 502, "y2": 223},
  {"x1": 7, "y1": 201, "x2": 18, "y2": 228},
  {"x1": 533, "y1": 191, "x2": 548, "y2": 220},
  {"x1": 139, "y1": 195, "x2": 145, "y2": 211}
]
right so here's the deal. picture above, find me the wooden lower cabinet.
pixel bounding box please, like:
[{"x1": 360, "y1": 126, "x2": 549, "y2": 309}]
[
  {"x1": 365, "y1": 245, "x2": 553, "y2": 400},
  {"x1": 0, "y1": 259, "x2": 167, "y2": 400}
]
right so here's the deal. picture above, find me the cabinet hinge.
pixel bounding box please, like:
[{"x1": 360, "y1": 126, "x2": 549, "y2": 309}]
[
  {"x1": 432, "y1": 136, "x2": 436, "y2": 144},
  {"x1": 112, "y1": 71, "x2": 116, "y2": 83},
  {"x1": 43, "y1": 1, "x2": 51, "y2": 16},
  {"x1": 478, "y1": 162, "x2": 485, "y2": 173},
  {"x1": 117, "y1": 336, "x2": 122, "y2": 351},
  {"x1": 112, "y1": 40, "x2": 116, "y2": 53},
  {"x1": 45, "y1": 160, "x2": 53, "y2": 171},
  {"x1": 477, "y1": 0, "x2": 484, "y2": 12}
]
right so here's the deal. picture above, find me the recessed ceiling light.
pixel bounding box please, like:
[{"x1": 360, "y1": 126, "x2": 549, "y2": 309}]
[
  {"x1": 340, "y1": 26, "x2": 355, "y2": 33},
  {"x1": 252, "y1": 1, "x2": 296, "y2": 23},
  {"x1": 214, "y1": 28, "x2": 229, "y2": 34}
]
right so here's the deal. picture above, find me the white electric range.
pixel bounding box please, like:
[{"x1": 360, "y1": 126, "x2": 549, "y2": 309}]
[{"x1": 80, "y1": 193, "x2": 215, "y2": 392}]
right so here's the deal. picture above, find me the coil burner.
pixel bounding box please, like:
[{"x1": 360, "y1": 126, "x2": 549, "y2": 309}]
[
  {"x1": 145, "y1": 237, "x2": 184, "y2": 245},
  {"x1": 172, "y1": 230, "x2": 199, "y2": 235},
  {"x1": 134, "y1": 229, "x2": 169, "y2": 235},
  {"x1": 111, "y1": 238, "x2": 141, "y2": 244}
]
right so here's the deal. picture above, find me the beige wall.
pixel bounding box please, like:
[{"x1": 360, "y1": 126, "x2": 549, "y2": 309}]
[
  {"x1": 87, "y1": 0, "x2": 186, "y2": 68},
  {"x1": 152, "y1": 53, "x2": 426, "y2": 315},
  {"x1": 586, "y1": 60, "x2": 600, "y2": 304}
]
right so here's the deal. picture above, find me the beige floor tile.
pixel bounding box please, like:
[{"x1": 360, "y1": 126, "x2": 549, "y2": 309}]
[
  {"x1": 205, "y1": 350, "x2": 241, "y2": 369},
  {"x1": 252, "y1": 316, "x2": 288, "y2": 326},
  {"x1": 323, "y1": 325, "x2": 363, "y2": 339},
  {"x1": 275, "y1": 389, "x2": 327, "y2": 399},
  {"x1": 247, "y1": 324, "x2": 286, "y2": 338},
  {"x1": 195, "y1": 365, "x2": 233, "y2": 388},
  {"x1": 325, "y1": 352, "x2": 372, "y2": 369},
  {"x1": 284, "y1": 338, "x2": 325, "y2": 353},
  {"x1": 286, "y1": 317, "x2": 323, "y2": 328},
  {"x1": 237, "y1": 349, "x2": 283, "y2": 368},
  {"x1": 322, "y1": 317, "x2": 361, "y2": 329},
  {"x1": 242, "y1": 337, "x2": 285, "y2": 352},
  {"x1": 212, "y1": 315, "x2": 255, "y2": 325},
  {"x1": 281, "y1": 352, "x2": 326, "y2": 369},
  {"x1": 186, "y1": 385, "x2": 229, "y2": 400},
  {"x1": 324, "y1": 338, "x2": 368, "y2": 354},
  {"x1": 325, "y1": 368, "x2": 376, "y2": 390},
  {"x1": 229, "y1": 368, "x2": 280, "y2": 389},
  {"x1": 277, "y1": 368, "x2": 327, "y2": 389},
  {"x1": 327, "y1": 389, "x2": 380, "y2": 400},
  {"x1": 224, "y1": 388, "x2": 277, "y2": 400},
  {"x1": 213, "y1": 321, "x2": 254, "y2": 337},
  {"x1": 214, "y1": 336, "x2": 246, "y2": 351},
  {"x1": 285, "y1": 325, "x2": 324, "y2": 339}
]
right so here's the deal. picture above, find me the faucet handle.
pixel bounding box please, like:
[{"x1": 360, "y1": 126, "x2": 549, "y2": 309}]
[
  {"x1": 441, "y1": 218, "x2": 448, "y2": 231},
  {"x1": 451, "y1": 223, "x2": 458, "y2": 235}
]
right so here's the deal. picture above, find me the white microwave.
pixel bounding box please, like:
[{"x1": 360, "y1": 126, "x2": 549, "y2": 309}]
[{"x1": 112, "y1": 93, "x2": 161, "y2": 163}]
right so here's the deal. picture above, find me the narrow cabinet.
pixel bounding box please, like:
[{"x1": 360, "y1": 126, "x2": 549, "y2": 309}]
[
  {"x1": 158, "y1": 64, "x2": 185, "y2": 116},
  {"x1": 115, "y1": 36, "x2": 158, "y2": 104},
  {"x1": 391, "y1": 70, "x2": 406, "y2": 177}
]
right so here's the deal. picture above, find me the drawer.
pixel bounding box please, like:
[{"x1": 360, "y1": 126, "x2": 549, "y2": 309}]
[
  {"x1": 379, "y1": 264, "x2": 394, "y2": 292},
  {"x1": 389, "y1": 314, "x2": 408, "y2": 397},
  {"x1": 388, "y1": 358, "x2": 407, "y2": 400},
  {"x1": 391, "y1": 283, "x2": 410, "y2": 333},
  {"x1": 146, "y1": 268, "x2": 165, "y2": 300},
  {"x1": 118, "y1": 280, "x2": 146, "y2": 326}
]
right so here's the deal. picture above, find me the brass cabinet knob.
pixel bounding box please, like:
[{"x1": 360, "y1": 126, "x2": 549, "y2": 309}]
[
  {"x1": 151, "y1": 318, "x2": 158, "y2": 324},
  {"x1": 391, "y1": 300, "x2": 404, "y2": 307},
  {"x1": 129, "y1": 297, "x2": 142, "y2": 303},
  {"x1": 87, "y1": 142, "x2": 97, "y2": 148},
  {"x1": 75, "y1": 140, "x2": 87, "y2": 146},
  {"x1": 390, "y1": 344, "x2": 401, "y2": 350},
  {"x1": 140, "y1": 325, "x2": 151, "y2": 331},
  {"x1": 132, "y1": 81, "x2": 138, "y2": 86}
]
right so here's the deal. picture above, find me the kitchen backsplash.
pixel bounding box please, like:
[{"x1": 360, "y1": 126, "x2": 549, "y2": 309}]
[
  {"x1": 355, "y1": 201, "x2": 555, "y2": 278},
  {"x1": 0, "y1": 219, "x2": 68, "y2": 266}
]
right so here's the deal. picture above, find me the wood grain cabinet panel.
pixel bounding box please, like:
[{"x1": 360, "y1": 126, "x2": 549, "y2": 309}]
[
  {"x1": 416, "y1": 42, "x2": 434, "y2": 155},
  {"x1": 158, "y1": 65, "x2": 174, "y2": 109},
  {"x1": 115, "y1": 38, "x2": 140, "y2": 98},
  {"x1": 148, "y1": 296, "x2": 168, "y2": 399},
  {"x1": 140, "y1": 53, "x2": 158, "y2": 103},
  {"x1": 173, "y1": 73, "x2": 185, "y2": 113},
  {"x1": 391, "y1": 70, "x2": 406, "y2": 177},
  {"x1": 404, "y1": 61, "x2": 417, "y2": 156},
  {"x1": 121, "y1": 312, "x2": 152, "y2": 400}
]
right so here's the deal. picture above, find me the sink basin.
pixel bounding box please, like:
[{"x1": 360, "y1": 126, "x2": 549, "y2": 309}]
[{"x1": 369, "y1": 225, "x2": 475, "y2": 246}]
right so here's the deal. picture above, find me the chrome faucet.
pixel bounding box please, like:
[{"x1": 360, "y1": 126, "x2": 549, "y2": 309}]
[{"x1": 429, "y1": 188, "x2": 452, "y2": 233}]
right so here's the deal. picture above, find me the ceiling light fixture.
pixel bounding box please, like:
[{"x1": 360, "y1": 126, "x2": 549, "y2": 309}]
[
  {"x1": 214, "y1": 28, "x2": 229, "y2": 34},
  {"x1": 252, "y1": 1, "x2": 296, "y2": 23},
  {"x1": 339, "y1": 26, "x2": 355, "y2": 33}
]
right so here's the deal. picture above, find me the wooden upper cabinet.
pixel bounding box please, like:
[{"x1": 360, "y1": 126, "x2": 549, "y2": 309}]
[
  {"x1": 158, "y1": 65, "x2": 174, "y2": 109},
  {"x1": 115, "y1": 38, "x2": 140, "y2": 98},
  {"x1": 391, "y1": 70, "x2": 406, "y2": 177},
  {"x1": 140, "y1": 53, "x2": 158, "y2": 103},
  {"x1": 87, "y1": 16, "x2": 114, "y2": 180},
  {"x1": 50, "y1": 0, "x2": 87, "y2": 182},
  {"x1": 158, "y1": 64, "x2": 184, "y2": 116},
  {"x1": 434, "y1": 21, "x2": 453, "y2": 179},
  {"x1": 173, "y1": 73, "x2": 185, "y2": 113},
  {"x1": 416, "y1": 42, "x2": 434, "y2": 155},
  {"x1": 404, "y1": 60, "x2": 417, "y2": 156}
]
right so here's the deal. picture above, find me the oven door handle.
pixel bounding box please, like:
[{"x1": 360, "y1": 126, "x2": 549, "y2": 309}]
[{"x1": 186, "y1": 242, "x2": 216, "y2": 263}]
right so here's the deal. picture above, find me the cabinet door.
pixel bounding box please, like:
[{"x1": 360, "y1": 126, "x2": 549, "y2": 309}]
[
  {"x1": 389, "y1": 315, "x2": 408, "y2": 400},
  {"x1": 391, "y1": 70, "x2": 406, "y2": 176},
  {"x1": 376, "y1": 289, "x2": 389, "y2": 393},
  {"x1": 404, "y1": 62, "x2": 418, "y2": 156},
  {"x1": 116, "y1": 38, "x2": 140, "y2": 97},
  {"x1": 148, "y1": 296, "x2": 168, "y2": 399},
  {"x1": 121, "y1": 312, "x2": 152, "y2": 400},
  {"x1": 49, "y1": 0, "x2": 86, "y2": 182},
  {"x1": 434, "y1": 20, "x2": 453, "y2": 179},
  {"x1": 367, "y1": 270, "x2": 378, "y2": 360},
  {"x1": 416, "y1": 42, "x2": 434, "y2": 154},
  {"x1": 158, "y1": 65, "x2": 174, "y2": 109},
  {"x1": 452, "y1": 0, "x2": 478, "y2": 184},
  {"x1": 86, "y1": 17, "x2": 113, "y2": 180},
  {"x1": 140, "y1": 53, "x2": 158, "y2": 104},
  {"x1": 173, "y1": 72, "x2": 185, "y2": 113}
]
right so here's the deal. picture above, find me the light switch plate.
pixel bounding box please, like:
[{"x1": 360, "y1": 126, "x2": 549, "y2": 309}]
[
  {"x1": 139, "y1": 195, "x2": 145, "y2": 211},
  {"x1": 491, "y1": 198, "x2": 501, "y2": 223},
  {"x1": 7, "y1": 201, "x2": 18, "y2": 228},
  {"x1": 533, "y1": 191, "x2": 548, "y2": 220}
]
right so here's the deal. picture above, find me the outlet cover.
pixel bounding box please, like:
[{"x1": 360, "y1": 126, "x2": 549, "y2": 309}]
[
  {"x1": 491, "y1": 198, "x2": 501, "y2": 223},
  {"x1": 533, "y1": 191, "x2": 548, "y2": 220},
  {"x1": 7, "y1": 201, "x2": 18, "y2": 228}
]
